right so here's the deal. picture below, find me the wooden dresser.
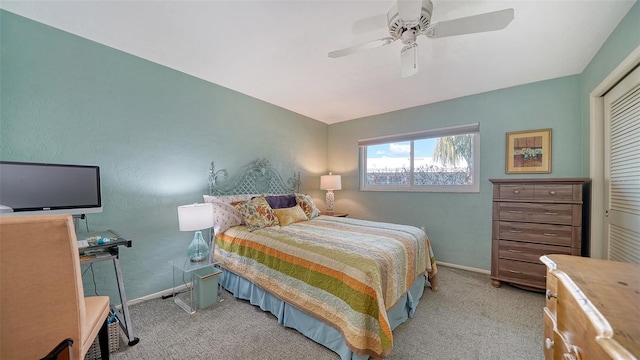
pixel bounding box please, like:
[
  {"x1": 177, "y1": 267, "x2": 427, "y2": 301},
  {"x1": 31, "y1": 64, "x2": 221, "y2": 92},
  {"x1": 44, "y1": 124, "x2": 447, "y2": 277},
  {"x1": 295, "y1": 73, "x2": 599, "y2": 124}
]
[
  {"x1": 489, "y1": 178, "x2": 590, "y2": 291},
  {"x1": 541, "y1": 254, "x2": 639, "y2": 359}
]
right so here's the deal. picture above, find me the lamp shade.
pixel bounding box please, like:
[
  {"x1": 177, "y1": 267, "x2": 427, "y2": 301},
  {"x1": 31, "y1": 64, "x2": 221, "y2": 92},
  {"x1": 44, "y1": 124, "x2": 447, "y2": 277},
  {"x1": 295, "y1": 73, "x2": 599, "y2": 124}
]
[
  {"x1": 177, "y1": 203, "x2": 214, "y2": 232},
  {"x1": 320, "y1": 173, "x2": 342, "y2": 190}
]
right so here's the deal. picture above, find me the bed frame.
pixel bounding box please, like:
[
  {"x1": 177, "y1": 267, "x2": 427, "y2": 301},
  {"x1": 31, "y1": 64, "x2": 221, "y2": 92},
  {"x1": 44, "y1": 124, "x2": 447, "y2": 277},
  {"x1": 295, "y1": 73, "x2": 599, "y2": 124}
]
[
  {"x1": 209, "y1": 159, "x2": 429, "y2": 360},
  {"x1": 209, "y1": 159, "x2": 300, "y2": 196}
]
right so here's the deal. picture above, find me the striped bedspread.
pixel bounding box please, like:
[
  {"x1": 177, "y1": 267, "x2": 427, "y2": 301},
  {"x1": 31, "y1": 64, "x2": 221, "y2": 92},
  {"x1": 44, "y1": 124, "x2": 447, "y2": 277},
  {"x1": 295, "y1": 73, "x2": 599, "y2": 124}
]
[{"x1": 214, "y1": 215, "x2": 437, "y2": 358}]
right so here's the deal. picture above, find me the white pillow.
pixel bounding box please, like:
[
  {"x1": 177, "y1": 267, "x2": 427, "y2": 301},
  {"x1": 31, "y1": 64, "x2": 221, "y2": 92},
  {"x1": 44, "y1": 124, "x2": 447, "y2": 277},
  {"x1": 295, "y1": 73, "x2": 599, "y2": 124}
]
[{"x1": 203, "y1": 195, "x2": 246, "y2": 234}]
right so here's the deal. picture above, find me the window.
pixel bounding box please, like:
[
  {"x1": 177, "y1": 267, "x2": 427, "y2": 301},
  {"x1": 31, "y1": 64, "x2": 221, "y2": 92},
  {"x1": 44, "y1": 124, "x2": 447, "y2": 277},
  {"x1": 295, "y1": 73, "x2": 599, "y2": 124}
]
[{"x1": 359, "y1": 123, "x2": 480, "y2": 192}]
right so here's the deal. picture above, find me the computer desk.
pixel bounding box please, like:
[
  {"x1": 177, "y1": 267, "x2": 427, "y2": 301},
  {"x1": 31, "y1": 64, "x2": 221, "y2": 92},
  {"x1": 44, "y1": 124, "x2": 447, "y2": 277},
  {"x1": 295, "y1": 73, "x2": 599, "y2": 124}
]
[{"x1": 78, "y1": 229, "x2": 140, "y2": 346}]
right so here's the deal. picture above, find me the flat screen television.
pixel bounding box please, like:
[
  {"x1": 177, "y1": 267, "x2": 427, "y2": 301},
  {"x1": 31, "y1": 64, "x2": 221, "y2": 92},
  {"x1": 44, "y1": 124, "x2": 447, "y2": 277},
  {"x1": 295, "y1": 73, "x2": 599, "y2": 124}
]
[{"x1": 0, "y1": 161, "x2": 102, "y2": 216}]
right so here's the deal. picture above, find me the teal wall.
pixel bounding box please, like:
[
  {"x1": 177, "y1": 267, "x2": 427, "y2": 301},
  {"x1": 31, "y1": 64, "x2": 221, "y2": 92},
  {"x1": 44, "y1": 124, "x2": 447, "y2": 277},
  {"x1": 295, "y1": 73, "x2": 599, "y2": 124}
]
[
  {"x1": 581, "y1": 1, "x2": 640, "y2": 174},
  {"x1": 0, "y1": 10, "x2": 328, "y2": 301},
  {"x1": 578, "y1": 2, "x2": 640, "y2": 258},
  {"x1": 327, "y1": 76, "x2": 582, "y2": 269}
]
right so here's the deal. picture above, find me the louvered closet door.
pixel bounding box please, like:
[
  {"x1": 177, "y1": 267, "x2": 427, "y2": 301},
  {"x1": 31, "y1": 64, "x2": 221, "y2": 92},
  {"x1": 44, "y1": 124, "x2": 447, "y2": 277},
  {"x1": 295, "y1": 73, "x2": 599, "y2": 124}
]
[{"x1": 604, "y1": 65, "x2": 640, "y2": 264}]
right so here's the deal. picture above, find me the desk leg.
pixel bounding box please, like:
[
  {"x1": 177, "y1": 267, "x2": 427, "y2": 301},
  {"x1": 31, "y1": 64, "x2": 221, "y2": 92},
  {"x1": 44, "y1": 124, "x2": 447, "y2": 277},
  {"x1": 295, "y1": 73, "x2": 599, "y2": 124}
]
[{"x1": 112, "y1": 257, "x2": 140, "y2": 346}]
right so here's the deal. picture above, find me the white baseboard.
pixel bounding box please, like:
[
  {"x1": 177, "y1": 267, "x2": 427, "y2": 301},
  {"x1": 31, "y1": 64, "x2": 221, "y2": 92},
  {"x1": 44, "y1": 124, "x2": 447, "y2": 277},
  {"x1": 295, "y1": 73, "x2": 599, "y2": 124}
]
[{"x1": 437, "y1": 261, "x2": 490, "y2": 275}]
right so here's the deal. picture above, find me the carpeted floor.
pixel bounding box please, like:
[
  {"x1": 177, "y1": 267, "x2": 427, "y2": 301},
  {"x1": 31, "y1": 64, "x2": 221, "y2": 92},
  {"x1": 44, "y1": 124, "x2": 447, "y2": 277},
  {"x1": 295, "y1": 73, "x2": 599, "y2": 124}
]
[{"x1": 110, "y1": 266, "x2": 545, "y2": 360}]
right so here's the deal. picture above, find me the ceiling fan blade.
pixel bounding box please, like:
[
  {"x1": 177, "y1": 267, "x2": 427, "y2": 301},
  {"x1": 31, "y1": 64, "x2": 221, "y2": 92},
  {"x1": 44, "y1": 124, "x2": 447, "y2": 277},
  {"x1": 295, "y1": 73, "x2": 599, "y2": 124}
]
[
  {"x1": 401, "y1": 44, "x2": 418, "y2": 78},
  {"x1": 328, "y1": 37, "x2": 396, "y2": 58},
  {"x1": 426, "y1": 8, "x2": 514, "y2": 38},
  {"x1": 397, "y1": 0, "x2": 423, "y2": 24}
]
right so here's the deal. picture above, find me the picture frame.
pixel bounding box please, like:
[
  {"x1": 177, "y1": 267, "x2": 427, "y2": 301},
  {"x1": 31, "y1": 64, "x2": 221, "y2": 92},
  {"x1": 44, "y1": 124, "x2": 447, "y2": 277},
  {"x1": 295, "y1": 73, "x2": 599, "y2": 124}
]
[{"x1": 505, "y1": 128, "x2": 552, "y2": 174}]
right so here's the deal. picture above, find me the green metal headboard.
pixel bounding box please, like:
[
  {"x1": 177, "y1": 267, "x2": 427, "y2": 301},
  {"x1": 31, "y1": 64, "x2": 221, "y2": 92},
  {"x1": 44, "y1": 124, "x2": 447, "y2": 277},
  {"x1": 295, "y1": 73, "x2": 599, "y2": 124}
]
[{"x1": 208, "y1": 159, "x2": 300, "y2": 196}]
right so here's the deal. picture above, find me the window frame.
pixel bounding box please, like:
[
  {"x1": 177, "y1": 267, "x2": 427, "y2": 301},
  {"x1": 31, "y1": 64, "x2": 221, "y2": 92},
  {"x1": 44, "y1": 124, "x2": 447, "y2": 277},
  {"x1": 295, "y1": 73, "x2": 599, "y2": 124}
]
[{"x1": 358, "y1": 123, "x2": 480, "y2": 193}]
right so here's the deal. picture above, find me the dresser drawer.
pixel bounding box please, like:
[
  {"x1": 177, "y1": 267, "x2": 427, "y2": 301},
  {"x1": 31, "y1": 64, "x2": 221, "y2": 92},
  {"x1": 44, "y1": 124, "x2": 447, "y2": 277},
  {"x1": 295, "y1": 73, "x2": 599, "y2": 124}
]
[
  {"x1": 497, "y1": 258, "x2": 547, "y2": 288},
  {"x1": 497, "y1": 202, "x2": 578, "y2": 225},
  {"x1": 556, "y1": 280, "x2": 611, "y2": 359},
  {"x1": 543, "y1": 307, "x2": 555, "y2": 360},
  {"x1": 533, "y1": 184, "x2": 576, "y2": 202},
  {"x1": 498, "y1": 184, "x2": 534, "y2": 200},
  {"x1": 498, "y1": 222, "x2": 574, "y2": 246},
  {"x1": 545, "y1": 268, "x2": 557, "y2": 316},
  {"x1": 499, "y1": 240, "x2": 571, "y2": 263}
]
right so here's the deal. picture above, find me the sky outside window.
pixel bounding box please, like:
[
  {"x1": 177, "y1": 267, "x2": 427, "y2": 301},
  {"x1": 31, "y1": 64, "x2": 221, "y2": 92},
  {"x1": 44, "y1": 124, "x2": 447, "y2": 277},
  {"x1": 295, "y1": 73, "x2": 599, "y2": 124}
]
[{"x1": 366, "y1": 139, "x2": 438, "y2": 170}]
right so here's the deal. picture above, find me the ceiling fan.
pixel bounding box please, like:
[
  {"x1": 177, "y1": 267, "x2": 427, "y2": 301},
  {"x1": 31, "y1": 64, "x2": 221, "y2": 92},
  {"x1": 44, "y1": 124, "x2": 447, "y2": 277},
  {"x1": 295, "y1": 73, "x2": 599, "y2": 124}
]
[{"x1": 328, "y1": 0, "x2": 515, "y2": 77}]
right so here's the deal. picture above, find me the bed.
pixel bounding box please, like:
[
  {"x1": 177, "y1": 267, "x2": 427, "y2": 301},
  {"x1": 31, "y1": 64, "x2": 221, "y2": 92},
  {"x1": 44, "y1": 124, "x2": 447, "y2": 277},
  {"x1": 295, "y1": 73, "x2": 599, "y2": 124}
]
[{"x1": 205, "y1": 160, "x2": 438, "y2": 359}]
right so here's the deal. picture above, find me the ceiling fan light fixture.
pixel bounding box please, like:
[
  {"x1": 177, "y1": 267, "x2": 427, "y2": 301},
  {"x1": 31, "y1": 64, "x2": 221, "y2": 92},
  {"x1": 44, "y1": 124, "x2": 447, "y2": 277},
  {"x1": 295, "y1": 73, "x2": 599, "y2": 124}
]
[{"x1": 401, "y1": 29, "x2": 417, "y2": 45}]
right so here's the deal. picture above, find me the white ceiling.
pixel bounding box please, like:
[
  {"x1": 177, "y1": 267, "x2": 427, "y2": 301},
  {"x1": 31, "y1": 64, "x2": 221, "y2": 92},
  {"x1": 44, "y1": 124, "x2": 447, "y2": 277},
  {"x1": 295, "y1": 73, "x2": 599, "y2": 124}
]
[{"x1": 1, "y1": 1, "x2": 636, "y2": 124}]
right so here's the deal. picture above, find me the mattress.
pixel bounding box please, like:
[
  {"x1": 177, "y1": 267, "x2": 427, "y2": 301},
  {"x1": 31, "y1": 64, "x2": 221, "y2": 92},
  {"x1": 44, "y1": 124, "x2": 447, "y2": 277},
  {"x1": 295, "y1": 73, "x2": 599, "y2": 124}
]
[{"x1": 214, "y1": 215, "x2": 437, "y2": 358}]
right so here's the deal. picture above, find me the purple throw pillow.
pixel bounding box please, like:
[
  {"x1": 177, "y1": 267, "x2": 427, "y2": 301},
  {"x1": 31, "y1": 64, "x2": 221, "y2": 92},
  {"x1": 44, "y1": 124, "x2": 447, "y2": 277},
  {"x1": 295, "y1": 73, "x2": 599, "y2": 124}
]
[{"x1": 265, "y1": 194, "x2": 297, "y2": 209}]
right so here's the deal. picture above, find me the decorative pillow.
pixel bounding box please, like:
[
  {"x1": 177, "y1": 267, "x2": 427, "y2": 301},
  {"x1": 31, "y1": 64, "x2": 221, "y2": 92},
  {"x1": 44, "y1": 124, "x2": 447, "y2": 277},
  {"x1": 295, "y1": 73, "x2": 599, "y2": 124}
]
[
  {"x1": 204, "y1": 194, "x2": 262, "y2": 226},
  {"x1": 273, "y1": 205, "x2": 308, "y2": 226},
  {"x1": 295, "y1": 193, "x2": 320, "y2": 220},
  {"x1": 265, "y1": 194, "x2": 297, "y2": 209},
  {"x1": 202, "y1": 196, "x2": 244, "y2": 233},
  {"x1": 236, "y1": 196, "x2": 280, "y2": 231}
]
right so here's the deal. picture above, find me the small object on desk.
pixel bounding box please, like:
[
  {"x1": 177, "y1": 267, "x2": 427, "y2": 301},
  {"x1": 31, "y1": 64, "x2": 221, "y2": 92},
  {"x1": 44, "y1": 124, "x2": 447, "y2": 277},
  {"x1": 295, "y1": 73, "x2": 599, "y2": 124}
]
[
  {"x1": 77, "y1": 240, "x2": 89, "y2": 248},
  {"x1": 97, "y1": 237, "x2": 110, "y2": 245}
]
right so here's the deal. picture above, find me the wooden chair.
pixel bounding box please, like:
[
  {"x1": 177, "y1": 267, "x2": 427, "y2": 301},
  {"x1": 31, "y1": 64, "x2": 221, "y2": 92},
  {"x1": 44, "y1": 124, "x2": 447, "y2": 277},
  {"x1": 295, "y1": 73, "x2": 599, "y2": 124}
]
[
  {"x1": 0, "y1": 215, "x2": 111, "y2": 360},
  {"x1": 41, "y1": 338, "x2": 74, "y2": 360}
]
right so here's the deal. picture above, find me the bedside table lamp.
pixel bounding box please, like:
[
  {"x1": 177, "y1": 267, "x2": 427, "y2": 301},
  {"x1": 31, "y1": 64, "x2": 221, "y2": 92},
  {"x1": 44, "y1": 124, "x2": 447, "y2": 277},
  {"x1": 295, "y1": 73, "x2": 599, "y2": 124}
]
[
  {"x1": 177, "y1": 203, "x2": 214, "y2": 263},
  {"x1": 320, "y1": 172, "x2": 342, "y2": 215}
]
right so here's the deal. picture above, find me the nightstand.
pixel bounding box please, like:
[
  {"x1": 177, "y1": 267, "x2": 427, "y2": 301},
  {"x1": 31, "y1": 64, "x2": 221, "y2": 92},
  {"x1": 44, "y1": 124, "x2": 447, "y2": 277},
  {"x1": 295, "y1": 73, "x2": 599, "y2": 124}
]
[
  {"x1": 169, "y1": 257, "x2": 222, "y2": 314},
  {"x1": 321, "y1": 212, "x2": 348, "y2": 217}
]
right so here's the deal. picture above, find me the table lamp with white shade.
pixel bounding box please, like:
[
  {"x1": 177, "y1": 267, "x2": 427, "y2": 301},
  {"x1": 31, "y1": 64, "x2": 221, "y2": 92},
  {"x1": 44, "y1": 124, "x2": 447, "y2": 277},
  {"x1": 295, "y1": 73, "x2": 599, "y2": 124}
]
[
  {"x1": 177, "y1": 203, "x2": 214, "y2": 263},
  {"x1": 320, "y1": 172, "x2": 342, "y2": 215}
]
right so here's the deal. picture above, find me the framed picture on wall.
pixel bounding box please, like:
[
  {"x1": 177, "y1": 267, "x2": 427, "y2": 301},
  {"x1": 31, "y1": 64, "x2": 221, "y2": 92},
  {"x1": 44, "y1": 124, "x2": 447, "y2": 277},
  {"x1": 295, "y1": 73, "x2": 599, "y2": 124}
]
[{"x1": 505, "y1": 128, "x2": 552, "y2": 174}]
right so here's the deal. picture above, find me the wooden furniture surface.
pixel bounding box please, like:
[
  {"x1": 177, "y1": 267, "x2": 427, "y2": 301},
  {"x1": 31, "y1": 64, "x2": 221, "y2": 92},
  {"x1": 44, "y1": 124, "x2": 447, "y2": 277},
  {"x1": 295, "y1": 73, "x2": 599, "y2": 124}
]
[
  {"x1": 541, "y1": 254, "x2": 639, "y2": 360},
  {"x1": 490, "y1": 178, "x2": 590, "y2": 290}
]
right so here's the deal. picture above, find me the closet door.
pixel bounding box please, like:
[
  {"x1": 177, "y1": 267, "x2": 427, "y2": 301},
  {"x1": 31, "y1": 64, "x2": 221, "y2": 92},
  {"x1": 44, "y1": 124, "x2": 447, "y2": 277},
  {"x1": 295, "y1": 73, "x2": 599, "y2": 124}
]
[{"x1": 604, "y1": 65, "x2": 640, "y2": 263}]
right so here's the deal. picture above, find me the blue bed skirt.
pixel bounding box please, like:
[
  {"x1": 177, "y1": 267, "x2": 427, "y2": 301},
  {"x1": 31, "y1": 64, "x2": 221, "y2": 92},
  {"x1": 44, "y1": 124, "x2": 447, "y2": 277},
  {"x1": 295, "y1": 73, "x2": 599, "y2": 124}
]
[{"x1": 218, "y1": 267, "x2": 427, "y2": 360}]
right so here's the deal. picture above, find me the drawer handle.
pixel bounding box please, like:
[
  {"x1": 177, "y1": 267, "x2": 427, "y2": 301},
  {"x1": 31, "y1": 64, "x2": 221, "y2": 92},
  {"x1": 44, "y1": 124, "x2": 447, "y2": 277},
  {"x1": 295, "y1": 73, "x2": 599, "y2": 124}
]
[
  {"x1": 507, "y1": 249, "x2": 522, "y2": 253},
  {"x1": 546, "y1": 290, "x2": 557, "y2": 300},
  {"x1": 549, "y1": 190, "x2": 556, "y2": 195},
  {"x1": 507, "y1": 270, "x2": 522, "y2": 274},
  {"x1": 544, "y1": 212, "x2": 558, "y2": 215},
  {"x1": 513, "y1": 190, "x2": 520, "y2": 194},
  {"x1": 508, "y1": 210, "x2": 523, "y2": 214},
  {"x1": 508, "y1": 230, "x2": 522, "y2": 233},
  {"x1": 543, "y1": 233, "x2": 557, "y2": 237},
  {"x1": 545, "y1": 338, "x2": 554, "y2": 349}
]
